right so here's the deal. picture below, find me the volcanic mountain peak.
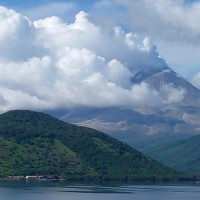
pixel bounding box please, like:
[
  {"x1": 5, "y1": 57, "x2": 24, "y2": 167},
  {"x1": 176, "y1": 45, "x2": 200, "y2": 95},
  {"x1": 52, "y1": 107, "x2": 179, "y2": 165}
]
[{"x1": 56, "y1": 67, "x2": 200, "y2": 150}]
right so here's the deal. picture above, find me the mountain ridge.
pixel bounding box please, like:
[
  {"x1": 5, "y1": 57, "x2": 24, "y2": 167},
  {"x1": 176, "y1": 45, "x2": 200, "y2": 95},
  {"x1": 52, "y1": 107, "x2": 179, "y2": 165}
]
[
  {"x1": 145, "y1": 134, "x2": 200, "y2": 173},
  {"x1": 0, "y1": 110, "x2": 178, "y2": 180}
]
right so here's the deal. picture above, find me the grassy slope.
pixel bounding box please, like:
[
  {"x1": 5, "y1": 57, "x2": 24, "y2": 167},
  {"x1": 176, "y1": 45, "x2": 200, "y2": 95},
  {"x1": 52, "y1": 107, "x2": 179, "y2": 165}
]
[
  {"x1": 0, "y1": 110, "x2": 178, "y2": 180},
  {"x1": 145, "y1": 136, "x2": 200, "y2": 173}
]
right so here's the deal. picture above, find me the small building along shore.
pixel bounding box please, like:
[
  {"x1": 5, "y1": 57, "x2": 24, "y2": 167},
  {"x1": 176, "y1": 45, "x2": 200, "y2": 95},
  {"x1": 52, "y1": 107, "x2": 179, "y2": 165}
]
[{"x1": 6, "y1": 175, "x2": 63, "y2": 182}]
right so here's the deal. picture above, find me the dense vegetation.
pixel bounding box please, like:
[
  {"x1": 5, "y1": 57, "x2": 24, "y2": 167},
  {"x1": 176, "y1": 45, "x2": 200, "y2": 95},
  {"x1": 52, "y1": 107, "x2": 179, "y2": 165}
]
[
  {"x1": 0, "y1": 110, "x2": 179, "y2": 180},
  {"x1": 145, "y1": 135, "x2": 200, "y2": 173}
]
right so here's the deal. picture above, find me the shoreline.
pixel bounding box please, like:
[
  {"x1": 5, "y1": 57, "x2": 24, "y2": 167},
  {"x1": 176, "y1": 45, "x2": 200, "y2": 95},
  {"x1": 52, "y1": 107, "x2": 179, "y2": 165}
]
[{"x1": 1, "y1": 174, "x2": 200, "y2": 183}]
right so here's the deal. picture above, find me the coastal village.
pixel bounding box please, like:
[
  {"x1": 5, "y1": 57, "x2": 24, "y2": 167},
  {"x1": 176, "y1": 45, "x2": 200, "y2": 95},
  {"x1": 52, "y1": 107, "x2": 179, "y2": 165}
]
[{"x1": 6, "y1": 175, "x2": 65, "y2": 182}]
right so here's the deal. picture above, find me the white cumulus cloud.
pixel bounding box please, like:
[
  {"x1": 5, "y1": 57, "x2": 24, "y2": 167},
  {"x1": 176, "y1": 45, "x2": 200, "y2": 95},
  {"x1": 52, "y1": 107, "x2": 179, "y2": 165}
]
[{"x1": 0, "y1": 6, "x2": 172, "y2": 113}]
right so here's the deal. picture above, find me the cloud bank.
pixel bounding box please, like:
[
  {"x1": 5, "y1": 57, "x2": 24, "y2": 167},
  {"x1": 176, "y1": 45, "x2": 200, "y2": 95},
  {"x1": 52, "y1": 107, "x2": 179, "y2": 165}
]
[
  {"x1": 0, "y1": 6, "x2": 183, "y2": 113},
  {"x1": 115, "y1": 0, "x2": 200, "y2": 45}
]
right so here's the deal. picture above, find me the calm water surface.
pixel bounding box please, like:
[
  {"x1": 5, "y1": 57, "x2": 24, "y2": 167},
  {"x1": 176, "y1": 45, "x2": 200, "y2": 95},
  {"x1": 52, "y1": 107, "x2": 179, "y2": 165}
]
[{"x1": 0, "y1": 181, "x2": 200, "y2": 200}]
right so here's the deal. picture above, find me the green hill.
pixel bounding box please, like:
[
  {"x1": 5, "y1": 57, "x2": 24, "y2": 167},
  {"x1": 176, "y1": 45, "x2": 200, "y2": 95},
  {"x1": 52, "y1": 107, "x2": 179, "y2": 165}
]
[
  {"x1": 0, "y1": 110, "x2": 178, "y2": 180},
  {"x1": 145, "y1": 135, "x2": 200, "y2": 173}
]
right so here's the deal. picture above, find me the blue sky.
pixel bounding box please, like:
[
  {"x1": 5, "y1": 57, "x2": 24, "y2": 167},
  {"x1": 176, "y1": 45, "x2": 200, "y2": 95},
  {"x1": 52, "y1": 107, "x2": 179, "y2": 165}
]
[
  {"x1": 186, "y1": 0, "x2": 199, "y2": 2},
  {"x1": 0, "y1": 0, "x2": 97, "y2": 8},
  {"x1": 0, "y1": 0, "x2": 198, "y2": 7},
  {"x1": 0, "y1": 0, "x2": 99, "y2": 22}
]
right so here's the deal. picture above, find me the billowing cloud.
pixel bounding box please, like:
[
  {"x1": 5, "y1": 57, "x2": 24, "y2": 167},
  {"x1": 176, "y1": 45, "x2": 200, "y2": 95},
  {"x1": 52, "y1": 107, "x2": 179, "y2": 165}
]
[
  {"x1": 0, "y1": 6, "x2": 175, "y2": 113},
  {"x1": 92, "y1": 0, "x2": 200, "y2": 85},
  {"x1": 0, "y1": 7, "x2": 43, "y2": 61}
]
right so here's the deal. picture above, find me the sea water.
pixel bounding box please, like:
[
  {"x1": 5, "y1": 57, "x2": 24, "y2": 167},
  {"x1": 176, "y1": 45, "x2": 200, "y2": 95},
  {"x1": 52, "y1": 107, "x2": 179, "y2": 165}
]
[{"x1": 0, "y1": 182, "x2": 200, "y2": 200}]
